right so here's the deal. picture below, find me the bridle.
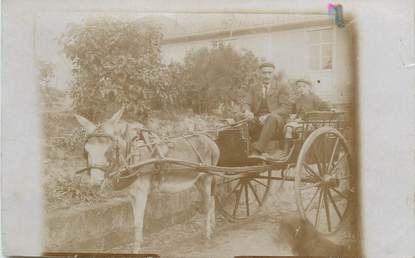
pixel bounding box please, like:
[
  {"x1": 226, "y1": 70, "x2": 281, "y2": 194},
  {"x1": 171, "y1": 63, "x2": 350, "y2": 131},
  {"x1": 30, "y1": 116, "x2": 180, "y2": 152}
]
[
  {"x1": 75, "y1": 124, "x2": 160, "y2": 180},
  {"x1": 76, "y1": 125, "x2": 123, "y2": 178}
]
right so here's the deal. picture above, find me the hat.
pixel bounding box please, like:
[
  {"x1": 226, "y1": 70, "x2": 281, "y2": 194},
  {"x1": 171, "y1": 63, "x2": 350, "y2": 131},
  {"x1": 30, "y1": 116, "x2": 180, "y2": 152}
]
[
  {"x1": 295, "y1": 79, "x2": 312, "y2": 86},
  {"x1": 259, "y1": 62, "x2": 275, "y2": 69}
]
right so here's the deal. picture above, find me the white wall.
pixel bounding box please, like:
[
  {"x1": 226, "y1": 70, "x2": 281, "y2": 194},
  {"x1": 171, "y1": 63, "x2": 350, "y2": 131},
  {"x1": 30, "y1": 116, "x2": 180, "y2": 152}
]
[
  {"x1": 333, "y1": 26, "x2": 354, "y2": 104},
  {"x1": 161, "y1": 25, "x2": 353, "y2": 105}
]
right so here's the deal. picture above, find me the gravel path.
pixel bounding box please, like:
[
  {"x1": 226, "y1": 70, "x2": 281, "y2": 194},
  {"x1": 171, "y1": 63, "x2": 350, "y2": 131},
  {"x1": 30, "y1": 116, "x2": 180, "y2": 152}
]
[{"x1": 108, "y1": 179, "x2": 357, "y2": 257}]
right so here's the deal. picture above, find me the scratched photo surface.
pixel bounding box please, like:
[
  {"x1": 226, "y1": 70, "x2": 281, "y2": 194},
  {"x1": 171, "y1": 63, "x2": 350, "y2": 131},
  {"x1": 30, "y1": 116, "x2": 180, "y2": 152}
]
[{"x1": 37, "y1": 12, "x2": 360, "y2": 256}]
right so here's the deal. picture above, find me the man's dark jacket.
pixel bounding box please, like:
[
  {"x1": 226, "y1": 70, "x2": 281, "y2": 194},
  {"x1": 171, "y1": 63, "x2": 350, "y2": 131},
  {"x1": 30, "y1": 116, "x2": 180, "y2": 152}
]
[{"x1": 243, "y1": 79, "x2": 291, "y2": 118}]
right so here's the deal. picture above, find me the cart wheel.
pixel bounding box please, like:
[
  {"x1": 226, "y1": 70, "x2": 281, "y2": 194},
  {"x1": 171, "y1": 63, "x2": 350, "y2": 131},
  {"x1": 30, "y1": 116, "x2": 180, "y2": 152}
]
[
  {"x1": 215, "y1": 170, "x2": 272, "y2": 222},
  {"x1": 295, "y1": 127, "x2": 354, "y2": 234}
]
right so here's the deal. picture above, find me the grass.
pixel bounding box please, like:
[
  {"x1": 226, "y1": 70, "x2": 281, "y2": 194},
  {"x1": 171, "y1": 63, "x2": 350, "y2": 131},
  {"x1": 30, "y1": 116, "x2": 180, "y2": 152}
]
[{"x1": 44, "y1": 172, "x2": 107, "y2": 210}]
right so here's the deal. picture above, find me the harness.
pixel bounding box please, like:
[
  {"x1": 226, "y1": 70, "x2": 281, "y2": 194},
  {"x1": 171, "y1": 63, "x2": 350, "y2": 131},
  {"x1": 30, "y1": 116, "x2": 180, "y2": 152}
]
[
  {"x1": 75, "y1": 118, "x2": 251, "y2": 183},
  {"x1": 75, "y1": 124, "x2": 206, "y2": 182}
]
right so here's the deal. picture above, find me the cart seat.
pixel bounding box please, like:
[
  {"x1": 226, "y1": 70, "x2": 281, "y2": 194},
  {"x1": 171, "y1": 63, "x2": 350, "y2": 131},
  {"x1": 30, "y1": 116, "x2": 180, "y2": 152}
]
[
  {"x1": 299, "y1": 111, "x2": 348, "y2": 137},
  {"x1": 302, "y1": 111, "x2": 346, "y2": 126}
]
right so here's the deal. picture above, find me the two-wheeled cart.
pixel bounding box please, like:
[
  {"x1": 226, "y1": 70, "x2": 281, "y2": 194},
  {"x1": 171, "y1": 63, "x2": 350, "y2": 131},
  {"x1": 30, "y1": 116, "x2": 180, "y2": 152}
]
[{"x1": 111, "y1": 111, "x2": 354, "y2": 234}]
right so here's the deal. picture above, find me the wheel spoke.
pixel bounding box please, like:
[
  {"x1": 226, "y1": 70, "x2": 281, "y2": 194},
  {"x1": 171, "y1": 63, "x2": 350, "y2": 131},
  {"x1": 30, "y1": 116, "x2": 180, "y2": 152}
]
[
  {"x1": 312, "y1": 143, "x2": 324, "y2": 176},
  {"x1": 225, "y1": 181, "x2": 241, "y2": 196},
  {"x1": 299, "y1": 181, "x2": 321, "y2": 191},
  {"x1": 321, "y1": 134, "x2": 328, "y2": 173},
  {"x1": 232, "y1": 183, "x2": 243, "y2": 216},
  {"x1": 323, "y1": 188, "x2": 332, "y2": 232},
  {"x1": 330, "y1": 187, "x2": 348, "y2": 200},
  {"x1": 329, "y1": 152, "x2": 347, "y2": 176},
  {"x1": 222, "y1": 181, "x2": 241, "y2": 203},
  {"x1": 314, "y1": 188, "x2": 324, "y2": 228},
  {"x1": 244, "y1": 184, "x2": 250, "y2": 216},
  {"x1": 327, "y1": 188, "x2": 343, "y2": 220},
  {"x1": 303, "y1": 163, "x2": 322, "y2": 179},
  {"x1": 319, "y1": 134, "x2": 329, "y2": 174},
  {"x1": 248, "y1": 181, "x2": 261, "y2": 205},
  {"x1": 305, "y1": 187, "x2": 321, "y2": 212},
  {"x1": 252, "y1": 178, "x2": 267, "y2": 187},
  {"x1": 328, "y1": 137, "x2": 340, "y2": 172}
]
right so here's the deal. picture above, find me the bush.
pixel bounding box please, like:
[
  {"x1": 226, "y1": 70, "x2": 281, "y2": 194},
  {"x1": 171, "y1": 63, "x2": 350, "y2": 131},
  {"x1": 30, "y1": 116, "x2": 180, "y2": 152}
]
[
  {"x1": 61, "y1": 17, "x2": 170, "y2": 122},
  {"x1": 172, "y1": 43, "x2": 261, "y2": 114},
  {"x1": 41, "y1": 111, "x2": 87, "y2": 160},
  {"x1": 61, "y1": 16, "x2": 263, "y2": 119},
  {"x1": 52, "y1": 127, "x2": 87, "y2": 152}
]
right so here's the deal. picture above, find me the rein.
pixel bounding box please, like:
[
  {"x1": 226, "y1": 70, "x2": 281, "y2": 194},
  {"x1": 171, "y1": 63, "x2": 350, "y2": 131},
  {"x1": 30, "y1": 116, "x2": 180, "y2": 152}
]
[
  {"x1": 121, "y1": 118, "x2": 249, "y2": 149},
  {"x1": 75, "y1": 118, "x2": 249, "y2": 180}
]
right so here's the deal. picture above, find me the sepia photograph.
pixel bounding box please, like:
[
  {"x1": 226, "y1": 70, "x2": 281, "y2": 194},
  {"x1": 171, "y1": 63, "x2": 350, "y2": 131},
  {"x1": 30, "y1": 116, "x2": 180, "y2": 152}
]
[
  {"x1": 2, "y1": 1, "x2": 414, "y2": 257},
  {"x1": 38, "y1": 11, "x2": 359, "y2": 256}
]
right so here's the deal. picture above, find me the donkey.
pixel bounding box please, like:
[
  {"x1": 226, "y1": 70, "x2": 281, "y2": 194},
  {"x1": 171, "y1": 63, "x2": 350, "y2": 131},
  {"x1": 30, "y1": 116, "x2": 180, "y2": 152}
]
[{"x1": 75, "y1": 108, "x2": 220, "y2": 252}]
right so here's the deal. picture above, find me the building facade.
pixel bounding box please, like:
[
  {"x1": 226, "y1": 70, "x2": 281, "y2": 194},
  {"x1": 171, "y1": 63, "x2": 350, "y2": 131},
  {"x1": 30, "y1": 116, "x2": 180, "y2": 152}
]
[{"x1": 160, "y1": 16, "x2": 354, "y2": 107}]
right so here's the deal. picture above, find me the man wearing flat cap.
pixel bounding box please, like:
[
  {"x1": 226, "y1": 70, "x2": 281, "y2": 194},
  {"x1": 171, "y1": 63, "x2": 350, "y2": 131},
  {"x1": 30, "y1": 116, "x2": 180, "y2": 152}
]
[{"x1": 243, "y1": 62, "x2": 291, "y2": 156}]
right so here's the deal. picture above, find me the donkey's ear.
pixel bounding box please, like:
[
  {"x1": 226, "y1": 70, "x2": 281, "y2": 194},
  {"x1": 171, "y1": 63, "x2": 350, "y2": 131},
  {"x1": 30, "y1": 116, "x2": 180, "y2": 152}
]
[
  {"x1": 108, "y1": 107, "x2": 124, "y2": 124},
  {"x1": 75, "y1": 114, "x2": 96, "y2": 133}
]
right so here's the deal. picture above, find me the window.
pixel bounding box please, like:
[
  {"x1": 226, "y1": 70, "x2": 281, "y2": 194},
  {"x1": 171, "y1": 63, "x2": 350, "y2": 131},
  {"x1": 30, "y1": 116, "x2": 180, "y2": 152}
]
[{"x1": 308, "y1": 28, "x2": 334, "y2": 71}]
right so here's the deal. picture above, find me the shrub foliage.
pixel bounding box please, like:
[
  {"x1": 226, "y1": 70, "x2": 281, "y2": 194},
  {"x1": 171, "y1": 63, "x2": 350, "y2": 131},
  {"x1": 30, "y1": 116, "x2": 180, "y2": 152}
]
[
  {"x1": 61, "y1": 17, "x2": 170, "y2": 121},
  {"x1": 172, "y1": 43, "x2": 261, "y2": 113},
  {"x1": 61, "y1": 18, "x2": 261, "y2": 120}
]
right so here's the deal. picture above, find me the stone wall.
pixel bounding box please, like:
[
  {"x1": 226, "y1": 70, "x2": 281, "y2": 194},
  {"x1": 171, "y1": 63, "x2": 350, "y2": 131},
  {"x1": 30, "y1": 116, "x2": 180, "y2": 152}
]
[{"x1": 44, "y1": 188, "x2": 200, "y2": 252}]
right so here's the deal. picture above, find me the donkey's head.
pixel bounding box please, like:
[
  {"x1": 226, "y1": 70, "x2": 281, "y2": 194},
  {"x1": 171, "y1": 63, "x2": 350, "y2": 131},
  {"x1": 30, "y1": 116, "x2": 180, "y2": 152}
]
[{"x1": 75, "y1": 108, "x2": 127, "y2": 186}]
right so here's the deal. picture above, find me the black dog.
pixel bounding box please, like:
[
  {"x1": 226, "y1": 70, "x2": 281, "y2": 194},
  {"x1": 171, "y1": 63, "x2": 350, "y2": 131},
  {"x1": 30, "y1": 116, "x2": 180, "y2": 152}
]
[{"x1": 278, "y1": 215, "x2": 354, "y2": 256}]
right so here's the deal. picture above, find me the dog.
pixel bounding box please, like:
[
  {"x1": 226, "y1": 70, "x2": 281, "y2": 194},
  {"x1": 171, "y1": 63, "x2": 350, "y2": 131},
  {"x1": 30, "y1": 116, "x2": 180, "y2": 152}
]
[{"x1": 278, "y1": 215, "x2": 354, "y2": 256}]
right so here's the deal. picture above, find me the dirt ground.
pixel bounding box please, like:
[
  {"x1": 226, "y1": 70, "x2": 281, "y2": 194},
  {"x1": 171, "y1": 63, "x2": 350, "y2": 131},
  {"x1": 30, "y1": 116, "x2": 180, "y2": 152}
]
[{"x1": 108, "y1": 180, "x2": 357, "y2": 257}]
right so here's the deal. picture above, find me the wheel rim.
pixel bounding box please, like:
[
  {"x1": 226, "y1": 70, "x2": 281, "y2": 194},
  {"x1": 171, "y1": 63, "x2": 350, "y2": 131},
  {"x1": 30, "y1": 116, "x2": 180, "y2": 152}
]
[
  {"x1": 216, "y1": 170, "x2": 271, "y2": 221},
  {"x1": 295, "y1": 127, "x2": 354, "y2": 234}
]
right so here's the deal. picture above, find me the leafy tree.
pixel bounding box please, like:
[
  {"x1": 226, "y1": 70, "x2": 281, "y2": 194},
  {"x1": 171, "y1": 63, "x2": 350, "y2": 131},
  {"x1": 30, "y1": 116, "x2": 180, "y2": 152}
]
[
  {"x1": 173, "y1": 43, "x2": 260, "y2": 113},
  {"x1": 60, "y1": 17, "x2": 169, "y2": 121}
]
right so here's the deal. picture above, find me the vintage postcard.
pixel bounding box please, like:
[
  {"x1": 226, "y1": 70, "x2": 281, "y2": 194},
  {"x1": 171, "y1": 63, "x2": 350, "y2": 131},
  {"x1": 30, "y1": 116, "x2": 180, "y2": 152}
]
[{"x1": 2, "y1": 1, "x2": 414, "y2": 257}]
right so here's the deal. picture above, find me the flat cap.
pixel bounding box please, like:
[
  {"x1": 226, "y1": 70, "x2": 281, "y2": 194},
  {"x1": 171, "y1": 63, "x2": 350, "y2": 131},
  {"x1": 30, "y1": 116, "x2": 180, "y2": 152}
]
[
  {"x1": 259, "y1": 62, "x2": 275, "y2": 69},
  {"x1": 295, "y1": 79, "x2": 313, "y2": 86}
]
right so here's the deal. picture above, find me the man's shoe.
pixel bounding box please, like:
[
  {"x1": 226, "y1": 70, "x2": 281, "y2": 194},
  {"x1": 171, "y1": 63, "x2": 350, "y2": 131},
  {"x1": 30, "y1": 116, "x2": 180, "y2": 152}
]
[
  {"x1": 248, "y1": 149, "x2": 269, "y2": 159},
  {"x1": 271, "y1": 149, "x2": 288, "y2": 161}
]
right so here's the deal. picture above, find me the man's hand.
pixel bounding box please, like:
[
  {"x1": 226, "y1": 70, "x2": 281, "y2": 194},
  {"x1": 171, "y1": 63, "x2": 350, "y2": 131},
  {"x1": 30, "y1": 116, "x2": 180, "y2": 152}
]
[{"x1": 244, "y1": 110, "x2": 254, "y2": 120}]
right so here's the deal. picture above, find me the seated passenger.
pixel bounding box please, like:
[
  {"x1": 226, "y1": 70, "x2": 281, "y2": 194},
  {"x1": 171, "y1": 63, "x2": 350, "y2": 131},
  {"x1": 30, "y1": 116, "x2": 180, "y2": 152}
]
[
  {"x1": 283, "y1": 80, "x2": 331, "y2": 155},
  {"x1": 242, "y1": 62, "x2": 291, "y2": 158}
]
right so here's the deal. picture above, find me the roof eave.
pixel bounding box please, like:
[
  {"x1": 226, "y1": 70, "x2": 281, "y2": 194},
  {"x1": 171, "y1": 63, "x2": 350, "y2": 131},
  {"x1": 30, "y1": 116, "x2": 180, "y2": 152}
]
[{"x1": 162, "y1": 19, "x2": 336, "y2": 45}]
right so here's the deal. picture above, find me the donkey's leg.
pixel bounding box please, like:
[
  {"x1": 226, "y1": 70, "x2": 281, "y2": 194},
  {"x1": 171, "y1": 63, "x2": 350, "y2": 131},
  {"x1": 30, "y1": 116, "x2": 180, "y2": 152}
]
[
  {"x1": 195, "y1": 178, "x2": 208, "y2": 214},
  {"x1": 208, "y1": 176, "x2": 216, "y2": 232},
  {"x1": 197, "y1": 174, "x2": 215, "y2": 240},
  {"x1": 129, "y1": 175, "x2": 151, "y2": 253}
]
